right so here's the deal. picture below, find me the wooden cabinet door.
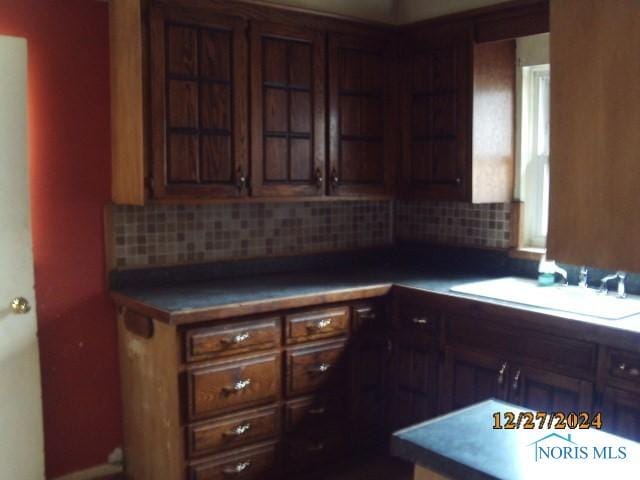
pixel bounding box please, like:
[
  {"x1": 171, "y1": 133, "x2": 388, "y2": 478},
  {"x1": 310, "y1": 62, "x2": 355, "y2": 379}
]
[
  {"x1": 150, "y1": 6, "x2": 248, "y2": 199},
  {"x1": 388, "y1": 334, "x2": 439, "y2": 430},
  {"x1": 328, "y1": 33, "x2": 394, "y2": 196},
  {"x1": 250, "y1": 22, "x2": 325, "y2": 197},
  {"x1": 507, "y1": 364, "x2": 593, "y2": 412},
  {"x1": 401, "y1": 22, "x2": 472, "y2": 201},
  {"x1": 601, "y1": 387, "x2": 640, "y2": 442},
  {"x1": 442, "y1": 347, "x2": 508, "y2": 413}
]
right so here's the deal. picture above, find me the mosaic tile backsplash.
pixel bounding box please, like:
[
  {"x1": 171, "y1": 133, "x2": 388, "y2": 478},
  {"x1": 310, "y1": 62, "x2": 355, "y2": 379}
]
[
  {"x1": 111, "y1": 201, "x2": 393, "y2": 268},
  {"x1": 395, "y1": 200, "x2": 512, "y2": 249}
]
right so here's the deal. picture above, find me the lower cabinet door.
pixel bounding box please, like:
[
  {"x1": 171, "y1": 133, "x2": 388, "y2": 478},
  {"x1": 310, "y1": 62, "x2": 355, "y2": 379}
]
[
  {"x1": 388, "y1": 340, "x2": 439, "y2": 430},
  {"x1": 601, "y1": 387, "x2": 640, "y2": 442},
  {"x1": 188, "y1": 441, "x2": 279, "y2": 480},
  {"x1": 441, "y1": 347, "x2": 508, "y2": 413},
  {"x1": 507, "y1": 364, "x2": 593, "y2": 412}
]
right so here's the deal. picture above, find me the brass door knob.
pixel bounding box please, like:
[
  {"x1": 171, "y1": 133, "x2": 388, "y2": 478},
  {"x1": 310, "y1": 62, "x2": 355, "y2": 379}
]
[{"x1": 10, "y1": 297, "x2": 31, "y2": 314}]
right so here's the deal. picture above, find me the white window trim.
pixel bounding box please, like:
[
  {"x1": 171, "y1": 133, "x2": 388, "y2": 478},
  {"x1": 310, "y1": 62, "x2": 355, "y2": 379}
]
[{"x1": 519, "y1": 64, "x2": 550, "y2": 249}]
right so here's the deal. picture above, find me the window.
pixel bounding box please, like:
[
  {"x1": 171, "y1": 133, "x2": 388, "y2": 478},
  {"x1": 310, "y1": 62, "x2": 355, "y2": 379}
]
[{"x1": 520, "y1": 64, "x2": 550, "y2": 248}]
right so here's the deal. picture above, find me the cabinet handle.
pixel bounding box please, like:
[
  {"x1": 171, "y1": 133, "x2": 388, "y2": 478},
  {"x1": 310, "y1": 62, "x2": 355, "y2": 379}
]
[
  {"x1": 307, "y1": 363, "x2": 331, "y2": 375},
  {"x1": 331, "y1": 168, "x2": 339, "y2": 189},
  {"x1": 223, "y1": 378, "x2": 251, "y2": 395},
  {"x1": 236, "y1": 167, "x2": 247, "y2": 193},
  {"x1": 512, "y1": 369, "x2": 521, "y2": 391},
  {"x1": 497, "y1": 362, "x2": 508, "y2": 385},
  {"x1": 221, "y1": 331, "x2": 250, "y2": 345},
  {"x1": 619, "y1": 363, "x2": 640, "y2": 377},
  {"x1": 307, "y1": 442, "x2": 325, "y2": 453},
  {"x1": 315, "y1": 168, "x2": 324, "y2": 189},
  {"x1": 309, "y1": 406, "x2": 326, "y2": 415},
  {"x1": 223, "y1": 422, "x2": 252, "y2": 437},
  {"x1": 411, "y1": 317, "x2": 430, "y2": 326},
  {"x1": 358, "y1": 312, "x2": 377, "y2": 320},
  {"x1": 223, "y1": 461, "x2": 251, "y2": 476},
  {"x1": 386, "y1": 338, "x2": 393, "y2": 362},
  {"x1": 307, "y1": 318, "x2": 332, "y2": 332}
]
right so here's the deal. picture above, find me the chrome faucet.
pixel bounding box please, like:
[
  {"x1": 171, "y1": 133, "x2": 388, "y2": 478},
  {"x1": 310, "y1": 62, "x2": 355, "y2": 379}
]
[
  {"x1": 578, "y1": 266, "x2": 589, "y2": 288},
  {"x1": 599, "y1": 271, "x2": 627, "y2": 298},
  {"x1": 555, "y1": 265, "x2": 568, "y2": 286}
]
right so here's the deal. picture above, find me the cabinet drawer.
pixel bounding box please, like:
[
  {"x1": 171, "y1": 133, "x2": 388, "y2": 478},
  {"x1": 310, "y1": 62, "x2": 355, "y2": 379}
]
[
  {"x1": 285, "y1": 430, "x2": 344, "y2": 472},
  {"x1": 284, "y1": 395, "x2": 344, "y2": 433},
  {"x1": 285, "y1": 306, "x2": 349, "y2": 344},
  {"x1": 447, "y1": 315, "x2": 597, "y2": 379},
  {"x1": 187, "y1": 353, "x2": 281, "y2": 420},
  {"x1": 285, "y1": 341, "x2": 347, "y2": 397},
  {"x1": 188, "y1": 441, "x2": 278, "y2": 480},
  {"x1": 605, "y1": 348, "x2": 640, "y2": 392},
  {"x1": 184, "y1": 317, "x2": 280, "y2": 362},
  {"x1": 393, "y1": 291, "x2": 439, "y2": 337},
  {"x1": 187, "y1": 405, "x2": 280, "y2": 458},
  {"x1": 352, "y1": 301, "x2": 387, "y2": 333}
]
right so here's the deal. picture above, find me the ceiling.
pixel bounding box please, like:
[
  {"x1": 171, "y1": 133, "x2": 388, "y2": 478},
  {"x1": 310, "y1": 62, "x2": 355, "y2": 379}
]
[{"x1": 254, "y1": 0, "x2": 513, "y2": 24}]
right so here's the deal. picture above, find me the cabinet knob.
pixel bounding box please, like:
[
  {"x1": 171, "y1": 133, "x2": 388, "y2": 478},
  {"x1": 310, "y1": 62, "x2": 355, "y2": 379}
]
[
  {"x1": 236, "y1": 167, "x2": 247, "y2": 192},
  {"x1": 223, "y1": 422, "x2": 252, "y2": 437},
  {"x1": 315, "y1": 168, "x2": 324, "y2": 189},
  {"x1": 307, "y1": 362, "x2": 331, "y2": 375},
  {"x1": 455, "y1": 177, "x2": 461, "y2": 185},
  {"x1": 223, "y1": 378, "x2": 251, "y2": 395},
  {"x1": 331, "y1": 168, "x2": 339, "y2": 189},
  {"x1": 497, "y1": 362, "x2": 508, "y2": 385},
  {"x1": 223, "y1": 461, "x2": 251, "y2": 476},
  {"x1": 411, "y1": 317, "x2": 430, "y2": 326},
  {"x1": 307, "y1": 318, "x2": 332, "y2": 332},
  {"x1": 309, "y1": 406, "x2": 326, "y2": 415},
  {"x1": 221, "y1": 331, "x2": 250, "y2": 345},
  {"x1": 512, "y1": 369, "x2": 521, "y2": 391}
]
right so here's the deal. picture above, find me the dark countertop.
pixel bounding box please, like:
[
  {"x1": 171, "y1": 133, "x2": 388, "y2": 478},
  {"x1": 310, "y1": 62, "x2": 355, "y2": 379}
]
[
  {"x1": 111, "y1": 260, "x2": 640, "y2": 344},
  {"x1": 391, "y1": 399, "x2": 640, "y2": 480}
]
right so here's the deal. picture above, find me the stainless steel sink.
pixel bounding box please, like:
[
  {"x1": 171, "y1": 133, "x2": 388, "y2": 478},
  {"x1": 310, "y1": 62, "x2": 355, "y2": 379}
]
[{"x1": 450, "y1": 277, "x2": 640, "y2": 320}]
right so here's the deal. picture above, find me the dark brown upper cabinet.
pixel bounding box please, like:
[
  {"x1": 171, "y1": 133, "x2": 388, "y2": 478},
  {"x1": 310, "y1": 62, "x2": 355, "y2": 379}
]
[
  {"x1": 400, "y1": 21, "x2": 515, "y2": 203},
  {"x1": 149, "y1": 5, "x2": 249, "y2": 199},
  {"x1": 328, "y1": 33, "x2": 395, "y2": 196},
  {"x1": 250, "y1": 22, "x2": 326, "y2": 198},
  {"x1": 401, "y1": 21, "x2": 472, "y2": 202}
]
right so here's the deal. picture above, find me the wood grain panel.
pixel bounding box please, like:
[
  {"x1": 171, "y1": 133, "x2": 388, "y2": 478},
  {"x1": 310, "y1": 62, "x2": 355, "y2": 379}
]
[
  {"x1": 547, "y1": 0, "x2": 640, "y2": 271},
  {"x1": 285, "y1": 340, "x2": 347, "y2": 397},
  {"x1": 151, "y1": 5, "x2": 248, "y2": 199},
  {"x1": 329, "y1": 32, "x2": 394, "y2": 196},
  {"x1": 187, "y1": 352, "x2": 281, "y2": 420},
  {"x1": 250, "y1": 21, "x2": 325, "y2": 197}
]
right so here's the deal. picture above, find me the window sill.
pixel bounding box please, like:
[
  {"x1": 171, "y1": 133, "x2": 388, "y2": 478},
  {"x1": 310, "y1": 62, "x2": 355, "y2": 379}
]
[{"x1": 508, "y1": 247, "x2": 546, "y2": 261}]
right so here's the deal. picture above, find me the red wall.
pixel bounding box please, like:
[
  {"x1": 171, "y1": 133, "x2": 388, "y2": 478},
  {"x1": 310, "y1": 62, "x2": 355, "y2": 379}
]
[{"x1": 0, "y1": 1, "x2": 120, "y2": 477}]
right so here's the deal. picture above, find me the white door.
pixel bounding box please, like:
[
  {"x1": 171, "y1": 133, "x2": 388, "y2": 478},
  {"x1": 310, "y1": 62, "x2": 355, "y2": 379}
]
[{"x1": 0, "y1": 35, "x2": 45, "y2": 479}]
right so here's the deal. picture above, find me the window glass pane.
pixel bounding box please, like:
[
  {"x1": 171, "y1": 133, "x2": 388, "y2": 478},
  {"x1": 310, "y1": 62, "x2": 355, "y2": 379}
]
[{"x1": 536, "y1": 73, "x2": 550, "y2": 157}]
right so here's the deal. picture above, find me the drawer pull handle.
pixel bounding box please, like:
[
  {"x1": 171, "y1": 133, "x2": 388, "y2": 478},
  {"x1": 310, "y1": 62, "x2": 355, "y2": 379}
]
[
  {"x1": 223, "y1": 422, "x2": 252, "y2": 437},
  {"x1": 497, "y1": 362, "x2": 508, "y2": 385},
  {"x1": 223, "y1": 379, "x2": 252, "y2": 395},
  {"x1": 307, "y1": 363, "x2": 331, "y2": 375},
  {"x1": 308, "y1": 318, "x2": 333, "y2": 332},
  {"x1": 619, "y1": 363, "x2": 640, "y2": 376},
  {"x1": 358, "y1": 312, "x2": 377, "y2": 320},
  {"x1": 411, "y1": 317, "x2": 429, "y2": 325},
  {"x1": 512, "y1": 369, "x2": 521, "y2": 391},
  {"x1": 223, "y1": 461, "x2": 251, "y2": 476},
  {"x1": 221, "y1": 332, "x2": 250, "y2": 345},
  {"x1": 307, "y1": 442, "x2": 325, "y2": 453},
  {"x1": 309, "y1": 406, "x2": 326, "y2": 415}
]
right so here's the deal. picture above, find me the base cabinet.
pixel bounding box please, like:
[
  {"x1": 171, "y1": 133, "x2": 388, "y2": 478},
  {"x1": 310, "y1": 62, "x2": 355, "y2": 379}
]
[{"x1": 601, "y1": 387, "x2": 640, "y2": 441}]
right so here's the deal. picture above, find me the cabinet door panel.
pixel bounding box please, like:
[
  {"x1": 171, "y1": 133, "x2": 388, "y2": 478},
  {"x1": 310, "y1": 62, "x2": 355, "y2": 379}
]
[
  {"x1": 443, "y1": 347, "x2": 507, "y2": 412},
  {"x1": 401, "y1": 23, "x2": 471, "y2": 200},
  {"x1": 601, "y1": 387, "x2": 640, "y2": 442},
  {"x1": 508, "y1": 365, "x2": 593, "y2": 412},
  {"x1": 251, "y1": 22, "x2": 325, "y2": 197},
  {"x1": 329, "y1": 33, "x2": 394, "y2": 196},
  {"x1": 389, "y1": 338, "x2": 439, "y2": 430},
  {"x1": 151, "y1": 6, "x2": 248, "y2": 198}
]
